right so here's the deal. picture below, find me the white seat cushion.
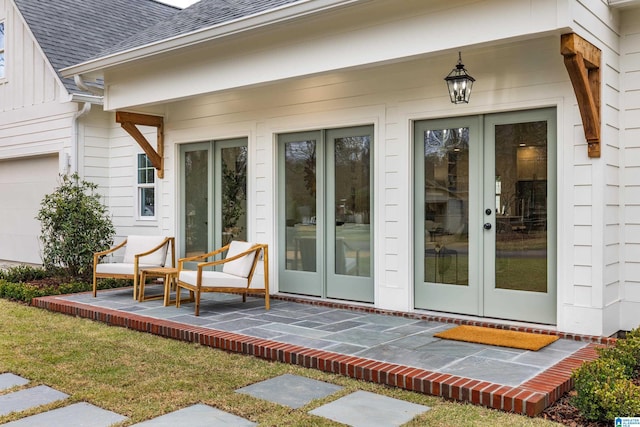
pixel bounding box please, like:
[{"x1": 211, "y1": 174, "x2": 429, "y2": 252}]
[
  {"x1": 122, "y1": 235, "x2": 169, "y2": 266},
  {"x1": 221, "y1": 241, "x2": 256, "y2": 278},
  {"x1": 95, "y1": 263, "x2": 158, "y2": 275},
  {"x1": 179, "y1": 270, "x2": 248, "y2": 289}
]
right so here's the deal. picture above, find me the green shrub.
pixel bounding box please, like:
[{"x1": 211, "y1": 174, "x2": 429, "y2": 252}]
[
  {"x1": 572, "y1": 328, "x2": 640, "y2": 421},
  {"x1": 0, "y1": 278, "x2": 131, "y2": 303},
  {"x1": 0, "y1": 265, "x2": 47, "y2": 282},
  {"x1": 36, "y1": 173, "x2": 115, "y2": 281},
  {"x1": 598, "y1": 338, "x2": 640, "y2": 377},
  {"x1": 0, "y1": 280, "x2": 87, "y2": 302}
]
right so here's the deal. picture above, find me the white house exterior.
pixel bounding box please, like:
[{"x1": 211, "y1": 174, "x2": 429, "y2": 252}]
[
  {"x1": 0, "y1": 0, "x2": 177, "y2": 264},
  {"x1": 7, "y1": 0, "x2": 634, "y2": 338}
]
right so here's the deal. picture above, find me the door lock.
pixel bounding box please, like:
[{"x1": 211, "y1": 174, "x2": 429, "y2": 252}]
[
  {"x1": 483, "y1": 223, "x2": 492, "y2": 230},
  {"x1": 485, "y1": 208, "x2": 492, "y2": 215}
]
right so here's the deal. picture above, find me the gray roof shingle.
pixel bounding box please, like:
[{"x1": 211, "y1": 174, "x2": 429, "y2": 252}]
[
  {"x1": 95, "y1": 0, "x2": 303, "y2": 58},
  {"x1": 14, "y1": 0, "x2": 179, "y2": 94}
]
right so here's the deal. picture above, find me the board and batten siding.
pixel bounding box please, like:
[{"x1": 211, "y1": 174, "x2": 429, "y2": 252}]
[
  {"x1": 0, "y1": 0, "x2": 59, "y2": 114},
  {"x1": 0, "y1": 0, "x2": 74, "y2": 165},
  {"x1": 621, "y1": 7, "x2": 640, "y2": 331},
  {"x1": 1, "y1": 0, "x2": 78, "y2": 264}
]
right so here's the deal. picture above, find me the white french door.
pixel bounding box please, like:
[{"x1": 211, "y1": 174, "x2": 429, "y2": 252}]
[{"x1": 414, "y1": 108, "x2": 556, "y2": 324}]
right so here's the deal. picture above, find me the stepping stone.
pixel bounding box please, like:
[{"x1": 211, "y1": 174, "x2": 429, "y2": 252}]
[
  {"x1": 236, "y1": 374, "x2": 342, "y2": 409},
  {"x1": 0, "y1": 374, "x2": 28, "y2": 391},
  {"x1": 131, "y1": 404, "x2": 255, "y2": 426},
  {"x1": 309, "y1": 390, "x2": 430, "y2": 427},
  {"x1": 3, "y1": 402, "x2": 127, "y2": 427},
  {"x1": 0, "y1": 385, "x2": 68, "y2": 416}
]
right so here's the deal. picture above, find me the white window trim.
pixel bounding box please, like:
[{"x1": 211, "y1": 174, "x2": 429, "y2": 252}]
[{"x1": 136, "y1": 153, "x2": 157, "y2": 221}]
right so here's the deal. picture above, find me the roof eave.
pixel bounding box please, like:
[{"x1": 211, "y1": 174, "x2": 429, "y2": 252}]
[{"x1": 60, "y1": 0, "x2": 362, "y2": 78}]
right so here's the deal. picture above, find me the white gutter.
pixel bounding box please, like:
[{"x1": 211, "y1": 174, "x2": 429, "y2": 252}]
[
  {"x1": 74, "y1": 75, "x2": 104, "y2": 96},
  {"x1": 70, "y1": 92, "x2": 104, "y2": 105},
  {"x1": 60, "y1": 0, "x2": 363, "y2": 78}
]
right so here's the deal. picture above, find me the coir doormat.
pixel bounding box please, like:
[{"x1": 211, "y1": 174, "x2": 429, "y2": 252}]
[{"x1": 434, "y1": 325, "x2": 559, "y2": 351}]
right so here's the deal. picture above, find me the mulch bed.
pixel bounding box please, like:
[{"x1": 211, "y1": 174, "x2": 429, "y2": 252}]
[
  {"x1": 541, "y1": 372, "x2": 640, "y2": 426},
  {"x1": 540, "y1": 391, "x2": 608, "y2": 427},
  {"x1": 26, "y1": 277, "x2": 67, "y2": 289}
]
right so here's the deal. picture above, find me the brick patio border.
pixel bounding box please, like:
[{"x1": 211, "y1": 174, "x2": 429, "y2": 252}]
[{"x1": 32, "y1": 293, "x2": 605, "y2": 416}]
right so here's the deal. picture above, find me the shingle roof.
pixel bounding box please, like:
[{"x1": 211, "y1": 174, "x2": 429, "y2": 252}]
[
  {"x1": 14, "y1": 0, "x2": 179, "y2": 94},
  {"x1": 95, "y1": 0, "x2": 303, "y2": 58}
]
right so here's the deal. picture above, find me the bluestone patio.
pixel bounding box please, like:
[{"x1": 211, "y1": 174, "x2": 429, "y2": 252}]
[{"x1": 32, "y1": 287, "x2": 610, "y2": 416}]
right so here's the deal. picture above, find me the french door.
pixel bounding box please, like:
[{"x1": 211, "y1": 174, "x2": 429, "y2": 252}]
[
  {"x1": 278, "y1": 126, "x2": 373, "y2": 303},
  {"x1": 180, "y1": 139, "x2": 247, "y2": 262},
  {"x1": 414, "y1": 109, "x2": 556, "y2": 324}
]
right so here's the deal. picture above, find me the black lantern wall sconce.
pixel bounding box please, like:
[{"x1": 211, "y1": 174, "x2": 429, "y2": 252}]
[{"x1": 444, "y1": 52, "x2": 475, "y2": 104}]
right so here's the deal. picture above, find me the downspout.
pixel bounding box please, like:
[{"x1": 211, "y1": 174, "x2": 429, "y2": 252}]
[
  {"x1": 69, "y1": 75, "x2": 104, "y2": 175},
  {"x1": 70, "y1": 102, "x2": 92, "y2": 175}
]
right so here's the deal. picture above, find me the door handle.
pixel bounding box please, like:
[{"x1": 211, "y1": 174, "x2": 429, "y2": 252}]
[{"x1": 483, "y1": 223, "x2": 492, "y2": 230}]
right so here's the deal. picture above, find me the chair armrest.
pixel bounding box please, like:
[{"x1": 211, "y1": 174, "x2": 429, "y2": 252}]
[
  {"x1": 93, "y1": 239, "x2": 127, "y2": 265},
  {"x1": 178, "y1": 244, "x2": 231, "y2": 270},
  {"x1": 196, "y1": 245, "x2": 262, "y2": 271}
]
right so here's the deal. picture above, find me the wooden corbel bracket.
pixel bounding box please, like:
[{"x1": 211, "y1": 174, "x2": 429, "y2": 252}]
[
  {"x1": 115, "y1": 112, "x2": 165, "y2": 178},
  {"x1": 561, "y1": 33, "x2": 601, "y2": 158}
]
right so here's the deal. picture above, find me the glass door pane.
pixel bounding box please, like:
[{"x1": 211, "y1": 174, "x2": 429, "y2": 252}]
[
  {"x1": 285, "y1": 139, "x2": 318, "y2": 272},
  {"x1": 423, "y1": 128, "x2": 469, "y2": 286},
  {"x1": 494, "y1": 121, "x2": 548, "y2": 292},
  {"x1": 217, "y1": 142, "x2": 248, "y2": 247},
  {"x1": 184, "y1": 148, "x2": 209, "y2": 257},
  {"x1": 334, "y1": 135, "x2": 371, "y2": 278}
]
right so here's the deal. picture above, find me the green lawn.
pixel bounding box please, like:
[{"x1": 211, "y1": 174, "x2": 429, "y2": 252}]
[{"x1": 0, "y1": 300, "x2": 561, "y2": 426}]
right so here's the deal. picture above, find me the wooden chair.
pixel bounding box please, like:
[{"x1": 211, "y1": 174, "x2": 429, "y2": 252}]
[
  {"x1": 176, "y1": 241, "x2": 269, "y2": 316},
  {"x1": 92, "y1": 236, "x2": 175, "y2": 300}
]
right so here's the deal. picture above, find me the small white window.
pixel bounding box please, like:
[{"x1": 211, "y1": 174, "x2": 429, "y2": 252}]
[
  {"x1": 137, "y1": 153, "x2": 156, "y2": 219},
  {"x1": 0, "y1": 22, "x2": 6, "y2": 79}
]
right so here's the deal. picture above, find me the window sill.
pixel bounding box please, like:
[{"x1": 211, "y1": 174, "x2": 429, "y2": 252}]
[{"x1": 135, "y1": 217, "x2": 158, "y2": 225}]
